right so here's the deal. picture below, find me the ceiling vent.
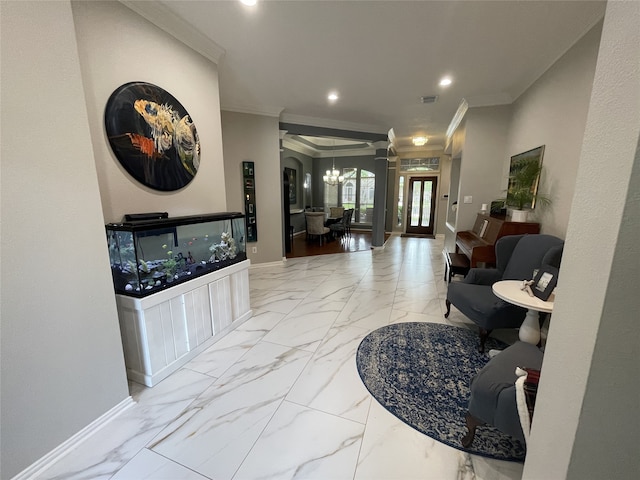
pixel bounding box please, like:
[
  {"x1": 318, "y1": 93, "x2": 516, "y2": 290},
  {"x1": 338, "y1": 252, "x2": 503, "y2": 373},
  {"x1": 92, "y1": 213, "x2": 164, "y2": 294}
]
[{"x1": 420, "y1": 95, "x2": 438, "y2": 104}]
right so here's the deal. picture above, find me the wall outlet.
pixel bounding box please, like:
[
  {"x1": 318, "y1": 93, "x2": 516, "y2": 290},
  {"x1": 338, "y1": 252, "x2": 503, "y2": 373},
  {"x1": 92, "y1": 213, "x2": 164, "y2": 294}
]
[
  {"x1": 463, "y1": 195, "x2": 473, "y2": 204},
  {"x1": 252, "y1": 247, "x2": 257, "y2": 254}
]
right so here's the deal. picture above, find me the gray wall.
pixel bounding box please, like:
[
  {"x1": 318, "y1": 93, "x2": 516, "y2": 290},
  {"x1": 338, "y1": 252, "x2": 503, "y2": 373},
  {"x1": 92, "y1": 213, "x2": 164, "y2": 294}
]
[
  {"x1": 446, "y1": 19, "x2": 602, "y2": 248},
  {"x1": 282, "y1": 150, "x2": 313, "y2": 210},
  {"x1": 456, "y1": 105, "x2": 512, "y2": 232},
  {"x1": 444, "y1": 107, "x2": 510, "y2": 251},
  {"x1": 437, "y1": 155, "x2": 452, "y2": 236},
  {"x1": 504, "y1": 20, "x2": 602, "y2": 238},
  {"x1": 1, "y1": 3, "x2": 130, "y2": 477},
  {"x1": 222, "y1": 111, "x2": 283, "y2": 264},
  {"x1": 72, "y1": 0, "x2": 228, "y2": 223},
  {"x1": 282, "y1": 149, "x2": 314, "y2": 235}
]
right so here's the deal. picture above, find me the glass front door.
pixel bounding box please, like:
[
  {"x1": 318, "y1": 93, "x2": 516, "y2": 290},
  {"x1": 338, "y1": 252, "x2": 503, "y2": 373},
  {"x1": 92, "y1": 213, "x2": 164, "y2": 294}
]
[{"x1": 406, "y1": 176, "x2": 437, "y2": 235}]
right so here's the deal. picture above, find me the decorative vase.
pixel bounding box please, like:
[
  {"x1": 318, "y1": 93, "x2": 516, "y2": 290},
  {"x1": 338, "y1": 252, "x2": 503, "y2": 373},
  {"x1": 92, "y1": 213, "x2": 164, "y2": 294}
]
[{"x1": 511, "y1": 209, "x2": 529, "y2": 222}]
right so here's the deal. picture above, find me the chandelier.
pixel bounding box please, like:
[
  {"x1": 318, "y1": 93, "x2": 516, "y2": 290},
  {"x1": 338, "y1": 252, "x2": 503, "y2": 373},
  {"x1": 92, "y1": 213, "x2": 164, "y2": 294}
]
[{"x1": 323, "y1": 141, "x2": 344, "y2": 186}]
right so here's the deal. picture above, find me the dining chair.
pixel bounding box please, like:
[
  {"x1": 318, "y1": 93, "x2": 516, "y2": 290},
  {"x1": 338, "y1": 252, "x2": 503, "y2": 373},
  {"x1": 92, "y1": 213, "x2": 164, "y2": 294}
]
[
  {"x1": 329, "y1": 209, "x2": 350, "y2": 239},
  {"x1": 345, "y1": 208, "x2": 354, "y2": 235},
  {"x1": 305, "y1": 212, "x2": 330, "y2": 245}
]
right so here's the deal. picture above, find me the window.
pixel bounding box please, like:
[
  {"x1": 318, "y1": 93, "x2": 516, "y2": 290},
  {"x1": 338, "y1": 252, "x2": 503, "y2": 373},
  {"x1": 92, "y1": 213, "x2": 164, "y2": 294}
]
[
  {"x1": 328, "y1": 167, "x2": 375, "y2": 224},
  {"x1": 341, "y1": 168, "x2": 357, "y2": 212},
  {"x1": 324, "y1": 183, "x2": 338, "y2": 209},
  {"x1": 343, "y1": 181, "x2": 356, "y2": 205},
  {"x1": 358, "y1": 169, "x2": 375, "y2": 223},
  {"x1": 400, "y1": 157, "x2": 440, "y2": 172}
]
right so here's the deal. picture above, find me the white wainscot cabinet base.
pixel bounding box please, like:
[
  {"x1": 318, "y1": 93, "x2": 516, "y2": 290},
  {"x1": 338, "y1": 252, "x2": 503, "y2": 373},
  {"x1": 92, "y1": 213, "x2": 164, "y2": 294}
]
[{"x1": 115, "y1": 260, "x2": 252, "y2": 387}]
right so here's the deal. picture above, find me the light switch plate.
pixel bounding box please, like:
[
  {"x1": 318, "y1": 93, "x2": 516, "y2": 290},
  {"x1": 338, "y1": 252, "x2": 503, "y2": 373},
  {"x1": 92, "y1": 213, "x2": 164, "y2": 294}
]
[{"x1": 463, "y1": 196, "x2": 473, "y2": 204}]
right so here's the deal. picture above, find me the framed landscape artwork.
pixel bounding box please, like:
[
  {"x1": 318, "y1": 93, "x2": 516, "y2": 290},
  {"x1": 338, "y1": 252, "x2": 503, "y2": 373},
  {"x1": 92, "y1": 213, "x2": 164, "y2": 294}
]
[
  {"x1": 104, "y1": 82, "x2": 200, "y2": 191},
  {"x1": 506, "y1": 145, "x2": 545, "y2": 209}
]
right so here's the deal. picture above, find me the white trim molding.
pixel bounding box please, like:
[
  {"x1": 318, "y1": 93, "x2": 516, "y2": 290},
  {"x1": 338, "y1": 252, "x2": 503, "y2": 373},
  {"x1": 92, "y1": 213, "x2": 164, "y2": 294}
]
[
  {"x1": 280, "y1": 113, "x2": 388, "y2": 135},
  {"x1": 250, "y1": 260, "x2": 287, "y2": 269},
  {"x1": 221, "y1": 104, "x2": 284, "y2": 118},
  {"x1": 11, "y1": 397, "x2": 135, "y2": 480}
]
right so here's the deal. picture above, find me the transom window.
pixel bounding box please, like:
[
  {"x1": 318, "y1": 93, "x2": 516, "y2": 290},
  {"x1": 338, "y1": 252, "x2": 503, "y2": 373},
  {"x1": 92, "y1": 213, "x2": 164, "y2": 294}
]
[{"x1": 400, "y1": 157, "x2": 440, "y2": 172}]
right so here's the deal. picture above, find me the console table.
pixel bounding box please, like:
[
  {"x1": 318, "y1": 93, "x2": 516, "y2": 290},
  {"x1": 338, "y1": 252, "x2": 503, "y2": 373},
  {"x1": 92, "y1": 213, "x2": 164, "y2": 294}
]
[{"x1": 492, "y1": 280, "x2": 554, "y2": 345}]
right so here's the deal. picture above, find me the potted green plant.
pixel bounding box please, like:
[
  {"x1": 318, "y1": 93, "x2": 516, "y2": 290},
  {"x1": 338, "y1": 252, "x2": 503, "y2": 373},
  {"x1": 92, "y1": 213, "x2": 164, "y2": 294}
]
[{"x1": 502, "y1": 159, "x2": 551, "y2": 221}]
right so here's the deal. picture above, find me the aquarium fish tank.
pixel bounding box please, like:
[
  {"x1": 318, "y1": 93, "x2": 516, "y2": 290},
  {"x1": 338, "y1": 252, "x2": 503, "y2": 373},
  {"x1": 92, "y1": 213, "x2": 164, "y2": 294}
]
[{"x1": 106, "y1": 212, "x2": 246, "y2": 297}]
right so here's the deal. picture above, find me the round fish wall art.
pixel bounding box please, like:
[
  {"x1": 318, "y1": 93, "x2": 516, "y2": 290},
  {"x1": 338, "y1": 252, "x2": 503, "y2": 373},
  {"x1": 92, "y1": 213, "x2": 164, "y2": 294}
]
[{"x1": 104, "y1": 81, "x2": 200, "y2": 191}]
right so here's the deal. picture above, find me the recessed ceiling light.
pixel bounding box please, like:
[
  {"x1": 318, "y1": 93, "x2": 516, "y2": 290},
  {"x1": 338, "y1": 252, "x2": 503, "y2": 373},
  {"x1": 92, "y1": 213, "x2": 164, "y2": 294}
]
[
  {"x1": 240, "y1": 0, "x2": 257, "y2": 6},
  {"x1": 439, "y1": 77, "x2": 452, "y2": 87},
  {"x1": 412, "y1": 137, "x2": 428, "y2": 146},
  {"x1": 328, "y1": 92, "x2": 339, "y2": 102}
]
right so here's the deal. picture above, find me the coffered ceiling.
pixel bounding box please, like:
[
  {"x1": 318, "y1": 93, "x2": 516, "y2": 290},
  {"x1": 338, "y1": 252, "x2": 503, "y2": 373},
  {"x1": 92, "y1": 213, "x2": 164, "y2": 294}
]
[{"x1": 123, "y1": 1, "x2": 605, "y2": 153}]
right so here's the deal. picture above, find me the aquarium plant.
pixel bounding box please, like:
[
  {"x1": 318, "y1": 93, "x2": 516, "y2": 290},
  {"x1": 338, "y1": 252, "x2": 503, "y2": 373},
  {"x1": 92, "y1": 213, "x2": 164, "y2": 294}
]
[{"x1": 163, "y1": 251, "x2": 178, "y2": 281}]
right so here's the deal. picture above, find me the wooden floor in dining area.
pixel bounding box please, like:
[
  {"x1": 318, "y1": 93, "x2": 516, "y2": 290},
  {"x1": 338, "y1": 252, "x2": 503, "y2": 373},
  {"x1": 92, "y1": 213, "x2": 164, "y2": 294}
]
[{"x1": 286, "y1": 230, "x2": 384, "y2": 258}]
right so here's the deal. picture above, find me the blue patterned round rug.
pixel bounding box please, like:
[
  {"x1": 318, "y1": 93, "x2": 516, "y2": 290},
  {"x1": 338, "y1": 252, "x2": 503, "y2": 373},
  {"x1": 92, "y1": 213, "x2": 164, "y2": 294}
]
[{"x1": 356, "y1": 322, "x2": 525, "y2": 462}]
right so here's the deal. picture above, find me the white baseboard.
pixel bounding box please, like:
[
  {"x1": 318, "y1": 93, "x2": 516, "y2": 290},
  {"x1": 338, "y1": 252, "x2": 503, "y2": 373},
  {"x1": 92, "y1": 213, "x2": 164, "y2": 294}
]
[
  {"x1": 11, "y1": 396, "x2": 135, "y2": 480},
  {"x1": 249, "y1": 260, "x2": 286, "y2": 269}
]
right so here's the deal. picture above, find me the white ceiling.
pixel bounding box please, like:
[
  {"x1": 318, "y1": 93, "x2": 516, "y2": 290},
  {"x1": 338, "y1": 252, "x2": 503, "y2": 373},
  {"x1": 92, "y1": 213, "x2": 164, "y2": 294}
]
[{"x1": 124, "y1": 0, "x2": 605, "y2": 153}]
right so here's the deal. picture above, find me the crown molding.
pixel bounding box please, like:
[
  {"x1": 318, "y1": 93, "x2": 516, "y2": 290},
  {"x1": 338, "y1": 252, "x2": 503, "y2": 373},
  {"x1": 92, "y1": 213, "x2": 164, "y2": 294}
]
[
  {"x1": 282, "y1": 137, "x2": 376, "y2": 158},
  {"x1": 465, "y1": 93, "x2": 514, "y2": 108},
  {"x1": 446, "y1": 98, "x2": 469, "y2": 142},
  {"x1": 444, "y1": 93, "x2": 513, "y2": 147},
  {"x1": 282, "y1": 137, "x2": 317, "y2": 157},
  {"x1": 279, "y1": 113, "x2": 388, "y2": 136},
  {"x1": 221, "y1": 104, "x2": 284, "y2": 117},
  {"x1": 321, "y1": 147, "x2": 376, "y2": 158},
  {"x1": 120, "y1": 1, "x2": 225, "y2": 64}
]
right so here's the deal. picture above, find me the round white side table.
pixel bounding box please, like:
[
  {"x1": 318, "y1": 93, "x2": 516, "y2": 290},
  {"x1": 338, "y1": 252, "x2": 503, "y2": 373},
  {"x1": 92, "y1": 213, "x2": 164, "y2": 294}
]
[{"x1": 492, "y1": 280, "x2": 554, "y2": 345}]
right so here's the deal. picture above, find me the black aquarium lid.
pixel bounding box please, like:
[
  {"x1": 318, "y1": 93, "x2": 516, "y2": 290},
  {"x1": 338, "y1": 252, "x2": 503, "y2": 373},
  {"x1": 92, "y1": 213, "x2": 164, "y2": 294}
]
[
  {"x1": 106, "y1": 212, "x2": 245, "y2": 231},
  {"x1": 123, "y1": 212, "x2": 169, "y2": 221}
]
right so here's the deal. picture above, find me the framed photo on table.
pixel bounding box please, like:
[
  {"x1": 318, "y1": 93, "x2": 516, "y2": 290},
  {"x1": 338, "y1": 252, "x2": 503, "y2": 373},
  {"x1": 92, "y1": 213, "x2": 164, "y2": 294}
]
[{"x1": 532, "y1": 265, "x2": 558, "y2": 301}]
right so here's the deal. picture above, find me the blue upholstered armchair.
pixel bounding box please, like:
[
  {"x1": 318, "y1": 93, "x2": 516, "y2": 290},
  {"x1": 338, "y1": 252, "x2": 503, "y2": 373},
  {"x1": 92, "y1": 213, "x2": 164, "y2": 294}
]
[
  {"x1": 462, "y1": 340, "x2": 544, "y2": 447},
  {"x1": 445, "y1": 234, "x2": 564, "y2": 352}
]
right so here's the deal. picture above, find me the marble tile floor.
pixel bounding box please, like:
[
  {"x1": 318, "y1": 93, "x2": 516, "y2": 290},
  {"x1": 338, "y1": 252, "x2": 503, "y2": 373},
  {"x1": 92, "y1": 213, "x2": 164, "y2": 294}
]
[{"x1": 40, "y1": 236, "x2": 523, "y2": 480}]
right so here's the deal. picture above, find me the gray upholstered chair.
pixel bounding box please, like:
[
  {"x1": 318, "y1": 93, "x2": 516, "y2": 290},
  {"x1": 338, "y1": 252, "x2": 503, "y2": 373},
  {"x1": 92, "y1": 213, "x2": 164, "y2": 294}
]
[
  {"x1": 445, "y1": 234, "x2": 564, "y2": 352},
  {"x1": 305, "y1": 212, "x2": 330, "y2": 245},
  {"x1": 462, "y1": 341, "x2": 543, "y2": 447},
  {"x1": 330, "y1": 208, "x2": 353, "y2": 239}
]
